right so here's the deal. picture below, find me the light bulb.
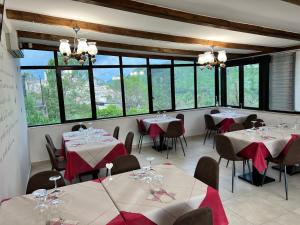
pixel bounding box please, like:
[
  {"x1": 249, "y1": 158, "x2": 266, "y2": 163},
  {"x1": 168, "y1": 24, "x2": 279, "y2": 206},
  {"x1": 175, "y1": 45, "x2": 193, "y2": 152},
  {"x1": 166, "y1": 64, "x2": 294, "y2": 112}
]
[
  {"x1": 59, "y1": 39, "x2": 71, "y2": 56},
  {"x1": 77, "y1": 38, "x2": 88, "y2": 54},
  {"x1": 218, "y1": 50, "x2": 227, "y2": 62},
  {"x1": 87, "y1": 42, "x2": 98, "y2": 55},
  {"x1": 197, "y1": 54, "x2": 206, "y2": 65}
]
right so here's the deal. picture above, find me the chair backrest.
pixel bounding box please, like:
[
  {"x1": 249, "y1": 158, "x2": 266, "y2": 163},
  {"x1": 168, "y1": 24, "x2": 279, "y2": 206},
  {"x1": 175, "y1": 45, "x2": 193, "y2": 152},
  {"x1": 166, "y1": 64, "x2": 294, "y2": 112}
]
[
  {"x1": 204, "y1": 114, "x2": 216, "y2": 130},
  {"x1": 215, "y1": 134, "x2": 239, "y2": 161},
  {"x1": 113, "y1": 126, "x2": 120, "y2": 139},
  {"x1": 26, "y1": 171, "x2": 65, "y2": 194},
  {"x1": 136, "y1": 119, "x2": 146, "y2": 133},
  {"x1": 176, "y1": 113, "x2": 185, "y2": 125},
  {"x1": 254, "y1": 119, "x2": 265, "y2": 128},
  {"x1": 173, "y1": 207, "x2": 213, "y2": 225},
  {"x1": 111, "y1": 155, "x2": 141, "y2": 175},
  {"x1": 45, "y1": 134, "x2": 57, "y2": 151},
  {"x1": 71, "y1": 124, "x2": 87, "y2": 131},
  {"x1": 165, "y1": 121, "x2": 184, "y2": 138},
  {"x1": 229, "y1": 123, "x2": 244, "y2": 132},
  {"x1": 243, "y1": 114, "x2": 258, "y2": 129},
  {"x1": 210, "y1": 109, "x2": 220, "y2": 114},
  {"x1": 194, "y1": 156, "x2": 219, "y2": 190},
  {"x1": 284, "y1": 138, "x2": 300, "y2": 166},
  {"x1": 46, "y1": 143, "x2": 59, "y2": 170},
  {"x1": 125, "y1": 132, "x2": 134, "y2": 154}
]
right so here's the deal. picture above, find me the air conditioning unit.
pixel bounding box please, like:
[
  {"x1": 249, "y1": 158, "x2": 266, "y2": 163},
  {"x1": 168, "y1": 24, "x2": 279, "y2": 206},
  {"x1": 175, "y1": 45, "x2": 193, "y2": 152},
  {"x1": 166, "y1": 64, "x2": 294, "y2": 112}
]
[{"x1": 5, "y1": 29, "x2": 23, "y2": 58}]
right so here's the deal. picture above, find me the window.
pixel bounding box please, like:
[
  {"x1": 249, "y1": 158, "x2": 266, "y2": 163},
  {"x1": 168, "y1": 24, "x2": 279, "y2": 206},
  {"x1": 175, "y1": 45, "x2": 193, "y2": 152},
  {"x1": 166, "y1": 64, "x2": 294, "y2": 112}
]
[
  {"x1": 122, "y1": 57, "x2": 147, "y2": 65},
  {"x1": 61, "y1": 70, "x2": 92, "y2": 120},
  {"x1": 123, "y1": 68, "x2": 149, "y2": 115},
  {"x1": 151, "y1": 68, "x2": 172, "y2": 111},
  {"x1": 174, "y1": 60, "x2": 194, "y2": 64},
  {"x1": 94, "y1": 55, "x2": 119, "y2": 65},
  {"x1": 149, "y1": 59, "x2": 171, "y2": 65},
  {"x1": 197, "y1": 67, "x2": 215, "y2": 107},
  {"x1": 93, "y1": 68, "x2": 123, "y2": 118},
  {"x1": 244, "y1": 64, "x2": 259, "y2": 108},
  {"x1": 22, "y1": 69, "x2": 60, "y2": 126},
  {"x1": 21, "y1": 50, "x2": 54, "y2": 66},
  {"x1": 174, "y1": 66, "x2": 195, "y2": 109},
  {"x1": 226, "y1": 66, "x2": 239, "y2": 106}
]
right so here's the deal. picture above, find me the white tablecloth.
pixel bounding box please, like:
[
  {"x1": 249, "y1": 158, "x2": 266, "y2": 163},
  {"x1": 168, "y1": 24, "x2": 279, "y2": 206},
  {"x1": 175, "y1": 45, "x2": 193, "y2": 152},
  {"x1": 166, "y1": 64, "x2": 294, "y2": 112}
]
[
  {"x1": 211, "y1": 112, "x2": 248, "y2": 124},
  {"x1": 142, "y1": 116, "x2": 180, "y2": 132}
]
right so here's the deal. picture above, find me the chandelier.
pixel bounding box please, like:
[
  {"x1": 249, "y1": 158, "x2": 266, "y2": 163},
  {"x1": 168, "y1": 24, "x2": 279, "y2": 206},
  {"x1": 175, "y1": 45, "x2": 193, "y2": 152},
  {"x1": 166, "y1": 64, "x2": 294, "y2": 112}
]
[
  {"x1": 197, "y1": 47, "x2": 227, "y2": 69},
  {"x1": 59, "y1": 26, "x2": 98, "y2": 65}
]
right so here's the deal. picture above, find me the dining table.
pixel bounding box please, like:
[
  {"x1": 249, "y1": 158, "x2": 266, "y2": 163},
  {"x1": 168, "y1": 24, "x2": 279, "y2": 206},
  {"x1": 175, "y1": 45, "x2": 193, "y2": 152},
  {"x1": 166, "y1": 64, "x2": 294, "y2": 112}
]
[
  {"x1": 0, "y1": 180, "x2": 126, "y2": 225},
  {"x1": 142, "y1": 115, "x2": 181, "y2": 151},
  {"x1": 224, "y1": 126, "x2": 300, "y2": 186},
  {"x1": 211, "y1": 111, "x2": 248, "y2": 133},
  {"x1": 62, "y1": 128, "x2": 127, "y2": 182},
  {"x1": 100, "y1": 163, "x2": 228, "y2": 225}
]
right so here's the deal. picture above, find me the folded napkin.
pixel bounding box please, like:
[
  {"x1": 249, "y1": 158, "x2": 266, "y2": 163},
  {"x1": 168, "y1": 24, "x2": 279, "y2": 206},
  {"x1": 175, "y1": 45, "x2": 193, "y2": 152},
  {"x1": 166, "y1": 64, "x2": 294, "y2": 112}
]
[{"x1": 47, "y1": 218, "x2": 78, "y2": 225}]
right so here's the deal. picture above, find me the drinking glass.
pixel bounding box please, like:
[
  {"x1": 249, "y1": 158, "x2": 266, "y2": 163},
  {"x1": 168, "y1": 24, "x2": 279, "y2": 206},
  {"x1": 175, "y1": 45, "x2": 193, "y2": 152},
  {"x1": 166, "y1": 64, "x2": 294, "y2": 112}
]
[
  {"x1": 49, "y1": 175, "x2": 64, "y2": 206},
  {"x1": 87, "y1": 122, "x2": 93, "y2": 134},
  {"x1": 32, "y1": 189, "x2": 48, "y2": 210},
  {"x1": 151, "y1": 175, "x2": 164, "y2": 192},
  {"x1": 146, "y1": 157, "x2": 155, "y2": 170}
]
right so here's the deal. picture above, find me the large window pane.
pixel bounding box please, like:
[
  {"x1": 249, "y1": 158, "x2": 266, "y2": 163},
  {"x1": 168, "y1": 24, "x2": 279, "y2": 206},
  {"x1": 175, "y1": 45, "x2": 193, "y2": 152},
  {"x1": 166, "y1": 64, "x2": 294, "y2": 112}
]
[
  {"x1": 174, "y1": 60, "x2": 194, "y2": 64},
  {"x1": 244, "y1": 64, "x2": 259, "y2": 108},
  {"x1": 93, "y1": 68, "x2": 123, "y2": 118},
  {"x1": 58, "y1": 53, "x2": 89, "y2": 66},
  {"x1": 123, "y1": 68, "x2": 149, "y2": 115},
  {"x1": 150, "y1": 59, "x2": 171, "y2": 65},
  {"x1": 122, "y1": 57, "x2": 146, "y2": 65},
  {"x1": 22, "y1": 69, "x2": 60, "y2": 126},
  {"x1": 174, "y1": 66, "x2": 195, "y2": 109},
  {"x1": 197, "y1": 67, "x2": 215, "y2": 107},
  {"x1": 61, "y1": 70, "x2": 92, "y2": 120},
  {"x1": 21, "y1": 50, "x2": 54, "y2": 66},
  {"x1": 151, "y1": 68, "x2": 172, "y2": 111},
  {"x1": 94, "y1": 55, "x2": 119, "y2": 65},
  {"x1": 226, "y1": 66, "x2": 239, "y2": 106}
]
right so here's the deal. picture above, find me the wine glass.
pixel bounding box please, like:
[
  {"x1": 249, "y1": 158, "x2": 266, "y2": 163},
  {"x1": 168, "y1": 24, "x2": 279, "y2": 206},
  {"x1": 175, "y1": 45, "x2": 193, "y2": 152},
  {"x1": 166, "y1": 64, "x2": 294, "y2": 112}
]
[
  {"x1": 87, "y1": 122, "x2": 93, "y2": 134},
  {"x1": 151, "y1": 175, "x2": 164, "y2": 192},
  {"x1": 32, "y1": 189, "x2": 48, "y2": 211},
  {"x1": 251, "y1": 121, "x2": 257, "y2": 130},
  {"x1": 146, "y1": 157, "x2": 155, "y2": 170},
  {"x1": 78, "y1": 122, "x2": 84, "y2": 133},
  {"x1": 106, "y1": 163, "x2": 113, "y2": 181},
  {"x1": 49, "y1": 175, "x2": 62, "y2": 194}
]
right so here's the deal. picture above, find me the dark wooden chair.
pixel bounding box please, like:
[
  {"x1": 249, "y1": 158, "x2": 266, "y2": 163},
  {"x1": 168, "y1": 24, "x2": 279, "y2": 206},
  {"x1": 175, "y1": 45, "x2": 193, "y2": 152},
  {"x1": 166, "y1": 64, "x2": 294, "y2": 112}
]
[
  {"x1": 173, "y1": 207, "x2": 213, "y2": 225},
  {"x1": 164, "y1": 121, "x2": 186, "y2": 159},
  {"x1": 113, "y1": 126, "x2": 120, "y2": 140},
  {"x1": 229, "y1": 123, "x2": 245, "y2": 132},
  {"x1": 215, "y1": 134, "x2": 252, "y2": 193},
  {"x1": 125, "y1": 131, "x2": 134, "y2": 154},
  {"x1": 71, "y1": 124, "x2": 87, "y2": 131},
  {"x1": 176, "y1": 113, "x2": 187, "y2": 147},
  {"x1": 262, "y1": 138, "x2": 300, "y2": 200},
  {"x1": 111, "y1": 155, "x2": 141, "y2": 175},
  {"x1": 243, "y1": 114, "x2": 258, "y2": 129},
  {"x1": 26, "y1": 171, "x2": 65, "y2": 194},
  {"x1": 45, "y1": 134, "x2": 61, "y2": 157},
  {"x1": 136, "y1": 119, "x2": 149, "y2": 153},
  {"x1": 46, "y1": 143, "x2": 66, "y2": 172},
  {"x1": 210, "y1": 109, "x2": 220, "y2": 114},
  {"x1": 203, "y1": 114, "x2": 219, "y2": 146},
  {"x1": 194, "y1": 156, "x2": 219, "y2": 190}
]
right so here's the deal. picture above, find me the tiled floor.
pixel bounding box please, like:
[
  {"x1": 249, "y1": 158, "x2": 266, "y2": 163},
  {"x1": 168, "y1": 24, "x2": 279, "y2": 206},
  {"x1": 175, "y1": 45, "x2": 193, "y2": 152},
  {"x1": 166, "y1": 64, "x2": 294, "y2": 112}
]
[{"x1": 31, "y1": 135, "x2": 300, "y2": 225}]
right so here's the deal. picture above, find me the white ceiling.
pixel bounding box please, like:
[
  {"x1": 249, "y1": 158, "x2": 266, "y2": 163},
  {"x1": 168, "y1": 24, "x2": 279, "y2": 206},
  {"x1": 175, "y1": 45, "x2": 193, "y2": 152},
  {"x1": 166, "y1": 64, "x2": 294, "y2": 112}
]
[{"x1": 5, "y1": 0, "x2": 300, "y2": 57}]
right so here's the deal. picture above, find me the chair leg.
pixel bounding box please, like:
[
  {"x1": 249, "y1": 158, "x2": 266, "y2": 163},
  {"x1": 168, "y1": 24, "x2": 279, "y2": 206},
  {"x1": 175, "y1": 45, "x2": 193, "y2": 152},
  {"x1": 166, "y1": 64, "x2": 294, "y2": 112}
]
[
  {"x1": 208, "y1": 129, "x2": 212, "y2": 138},
  {"x1": 247, "y1": 160, "x2": 253, "y2": 184},
  {"x1": 166, "y1": 138, "x2": 170, "y2": 159},
  {"x1": 179, "y1": 137, "x2": 185, "y2": 157},
  {"x1": 218, "y1": 157, "x2": 222, "y2": 165},
  {"x1": 242, "y1": 161, "x2": 245, "y2": 175},
  {"x1": 279, "y1": 163, "x2": 282, "y2": 182},
  {"x1": 213, "y1": 132, "x2": 216, "y2": 149},
  {"x1": 140, "y1": 135, "x2": 144, "y2": 149},
  {"x1": 284, "y1": 165, "x2": 288, "y2": 200},
  {"x1": 226, "y1": 160, "x2": 229, "y2": 168},
  {"x1": 261, "y1": 161, "x2": 269, "y2": 186},
  {"x1": 183, "y1": 135, "x2": 187, "y2": 147},
  {"x1": 203, "y1": 129, "x2": 209, "y2": 145},
  {"x1": 174, "y1": 138, "x2": 177, "y2": 151},
  {"x1": 232, "y1": 161, "x2": 235, "y2": 193}
]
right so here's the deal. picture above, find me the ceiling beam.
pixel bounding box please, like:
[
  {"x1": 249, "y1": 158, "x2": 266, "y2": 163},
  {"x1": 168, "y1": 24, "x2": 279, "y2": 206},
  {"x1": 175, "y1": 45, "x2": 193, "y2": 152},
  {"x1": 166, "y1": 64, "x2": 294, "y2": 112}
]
[
  {"x1": 280, "y1": 0, "x2": 300, "y2": 6},
  {"x1": 6, "y1": 9, "x2": 279, "y2": 53},
  {"x1": 72, "y1": 0, "x2": 300, "y2": 41},
  {"x1": 20, "y1": 43, "x2": 198, "y2": 61},
  {"x1": 17, "y1": 30, "x2": 245, "y2": 58}
]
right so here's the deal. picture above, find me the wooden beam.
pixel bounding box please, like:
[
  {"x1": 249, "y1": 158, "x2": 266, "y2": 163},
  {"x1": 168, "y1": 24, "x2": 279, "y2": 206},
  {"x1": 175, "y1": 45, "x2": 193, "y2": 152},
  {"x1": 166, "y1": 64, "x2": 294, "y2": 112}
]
[
  {"x1": 72, "y1": 0, "x2": 300, "y2": 41},
  {"x1": 280, "y1": 0, "x2": 300, "y2": 6},
  {"x1": 6, "y1": 9, "x2": 278, "y2": 53},
  {"x1": 17, "y1": 30, "x2": 244, "y2": 58},
  {"x1": 20, "y1": 43, "x2": 198, "y2": 61}
]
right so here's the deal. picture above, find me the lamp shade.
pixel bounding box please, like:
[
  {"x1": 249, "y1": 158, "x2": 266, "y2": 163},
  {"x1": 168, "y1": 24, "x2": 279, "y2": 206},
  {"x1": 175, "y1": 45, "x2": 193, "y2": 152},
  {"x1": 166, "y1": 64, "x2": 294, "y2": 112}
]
[
  {"x1": 87, "y1": 42, "x2": 98, "y2": 55},
  {"x1": 217, "y1": 50, "x2": 227, "y2": 62},
  {"x1": 77, "y1": 38, "x2": 88, "y2": 54},
  {"x1": 59, "y1": 39, "x2": 71, "y2": 56},
  {"x1": 205, "y1": 51, "x2": 215, "y2": 64},
  {"x1": 198, "y1": 54, "x2": 206, "y2": 65}
]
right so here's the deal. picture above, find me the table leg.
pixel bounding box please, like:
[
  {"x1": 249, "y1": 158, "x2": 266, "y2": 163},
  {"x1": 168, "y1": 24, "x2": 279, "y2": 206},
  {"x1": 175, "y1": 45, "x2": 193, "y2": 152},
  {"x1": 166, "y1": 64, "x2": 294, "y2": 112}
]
[
  {"x1": 238, "y1": 165, "x2": 275, "y2": 186},
  {"x1": 152, "y1": 135, "x2": 172, "y2": 151}
]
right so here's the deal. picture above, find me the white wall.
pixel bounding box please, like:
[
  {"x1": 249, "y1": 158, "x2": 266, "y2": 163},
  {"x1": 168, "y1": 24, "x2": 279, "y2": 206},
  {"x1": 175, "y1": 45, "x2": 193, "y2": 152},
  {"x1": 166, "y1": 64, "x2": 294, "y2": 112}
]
[
  {"x1": 295, "y1": 51, "x2": 300, "y2": 111},
  {"x1": 0, "y1": 13, "x2": 30, "y2": 200}
]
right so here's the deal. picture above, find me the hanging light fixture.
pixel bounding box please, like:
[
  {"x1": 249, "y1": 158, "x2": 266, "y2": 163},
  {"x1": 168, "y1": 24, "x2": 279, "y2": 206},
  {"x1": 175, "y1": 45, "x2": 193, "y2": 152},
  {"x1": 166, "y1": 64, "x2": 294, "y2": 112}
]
[
  {"x1": 197, "y1": 46, "x2": 227, "y2": 69},
  {"x1": 59, "y1": 26, "x2": 98, "y2": 65}
]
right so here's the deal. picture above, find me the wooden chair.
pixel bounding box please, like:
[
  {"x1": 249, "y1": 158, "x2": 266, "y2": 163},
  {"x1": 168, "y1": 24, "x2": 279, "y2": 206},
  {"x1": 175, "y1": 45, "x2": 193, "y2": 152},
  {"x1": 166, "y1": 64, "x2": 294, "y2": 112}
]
[
  {"x1": 164, "y1": 121, "x2": 186, "y2": 159},
  {"x1": 229, "y1": 123, "x2": 245, "y2": 132},
  {"x1": 176, "y1": 113, "x2": 187, "y2": 146},
  {"x1": 210, "y1": 109, "x2": 220, "y2": 114},
  {"x1": 45, "y1": 134, "x2": 61, "y2": 157},
  {"x1": 111, "y1": 155, "x2": 141, "y2": 175},
  {"x1": 71, "y1": 124, "x2": 87, "y2": 131},
  {"x1": 243, "y1": 114, "x2": 258, "y2": 129},
  {"x1": 215, "y1": 134, "x2": 252, "y2": 193},
  {"x1": 46, "y1": 143, "x2": 66, "y2": 172},
  {"x1": 203, "y1": 114, "x2": 219, "y2": 146},
  {"x1": 113, "y1": 126, "x2": 120, "y2": 139},
  {"x1": 125, "y1": 132, "x2": 134, "y2": 154},
  {"x1": 26, "y1": 171, "x2": 65, "y2": 194},
  {"x1": 194, "y1": 156, "x2": 219, "y2": 190},
  {"x1": 173, "y1": 207, "x2": 213, "y2": 225},
  {"x1": 136, "y1": 119, "x2": 149, "y2": 153},
  {"x1": 262, "y1": 138, "x2": 300, "y2": 200}
]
